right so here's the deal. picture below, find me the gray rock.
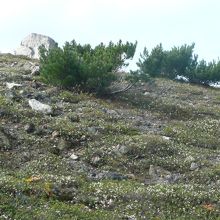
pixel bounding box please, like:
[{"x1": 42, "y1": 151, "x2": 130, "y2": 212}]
[
  {"x1": 51, "y1": 130, "x2": 59, "y2": 139},
  {"x1": 113, "y1": 144, "x2": 129, "y2": 156},
  {"x1": 103, "y1": 108, "x2": 119, "y2": 117},
  {"x1": 31, "y1": 65, "x2": 40, "y2": 76},
  {"x1": 14, "y1": 33, "x2": 57, "y2": 59},
  {"x1": 70, "y1": 153, "x2": 78, "y2": 160},
  {"x1": 190, "y1": 162, "x2": 199, "y2": 171},
  {"x1": 10, "y1": 62, "x2": 18, "y2": 67},
  {"x1": 28, "y1": 99, "x2": 52, "y2": 114},
  {"x1": 90, "y1": 155, "x2": 101, "y2": 165},
  {"x1": 106, "y1": 109, "x2": 118, "y2": 115},
  {"x1": 167, "y1": 173, "x2": 181, "y2": 183},
  {"x1": 162, "y1": 136, "x2": 170, "y2": 141}
]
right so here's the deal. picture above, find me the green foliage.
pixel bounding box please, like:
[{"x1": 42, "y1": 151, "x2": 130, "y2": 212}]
[
  {"x1": 195, "y1": 60, "x2": 220, "y2": 84},
  {"x1": 137, "y1": 43, "x2": 220, "y2": 85},
  {"x1": 187, "y1": 59, "x2": 220, "y2": 85},
  {"x1": 164, "y1": 43, "x2": 197, "y2": 79},
  {"x1": 137, "y1": 43, "x2": 164, "y2": 77},
  {"x1": 39, "y1": 40, "x2": 137, "y2": 94},
  {"x1": 137, "y1": 43, "x2": 197, "y2": 79}
]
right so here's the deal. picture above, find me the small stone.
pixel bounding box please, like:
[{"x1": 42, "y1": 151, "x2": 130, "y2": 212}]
[
  {"x1": 70, "y1": 153, "x2": 78, "y2": 160},
  {"x1": 31, "y1": 65, "x2": 40, "y2": 75},
  {"x1": 91, "y1": 156, "x2": 101, "y2": 165},
  {"x1": 51, "y1": 131, "x2": 59, "y2": 139},
  {"x1": 80, "y1": 135, "x2": 86, "y2": 141},
  {"x1": 106, "y1": 109, "x2": 118, "y2": 115},
  {"x1": 190, "y1": 162, "x2": 199, "y2": 171},
  {"x1": 10, "y1": 62, "x2": 18, "y2": 67},
  {"x1": 162, "y1": 136, "x2": 170, "y2": 141},
  {"x1": 24, "y1": 123, "x2": 35, "y2": 133},
  {"x1": 114, "y1": 144, "x2": 129, "y2": 156},
  {"x1": 19, "y1": 90, "x2": 24, "y2": 95}
]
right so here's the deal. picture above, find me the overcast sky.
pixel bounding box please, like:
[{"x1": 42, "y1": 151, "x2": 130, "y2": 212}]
[{"x1": 0, "y1": 0, "x2": 220, "y2": 69}]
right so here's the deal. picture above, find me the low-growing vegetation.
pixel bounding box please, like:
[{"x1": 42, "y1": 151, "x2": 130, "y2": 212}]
[{"x1": 0, "y1": 50, "x2": 220, "y2": 219}]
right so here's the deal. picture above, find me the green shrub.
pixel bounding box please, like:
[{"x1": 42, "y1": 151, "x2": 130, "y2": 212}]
[
  {"x1": 164, "y1": 43, "x2": 197, "y2": 79},
  {"x1": 137, "y1": 43, "x2": 220, "y2": 85},
  {"x1": 39, "y1": 40, "x2": 137, "y2": 94},
  {"x1": 137, "y1": 43, "x2": 164, "y2": 77},
  {"x1": 137, "y1": 43, "x2": 197, "y2": 79}
]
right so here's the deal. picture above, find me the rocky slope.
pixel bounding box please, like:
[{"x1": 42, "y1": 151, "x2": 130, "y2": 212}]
[{"x1": 0, "y1": 53, "x2": 220, "y2": 219}]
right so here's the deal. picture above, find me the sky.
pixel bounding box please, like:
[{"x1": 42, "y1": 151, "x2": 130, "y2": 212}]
[{"x1": 0, "y1": 0, "x2": 220, "y2": 69}]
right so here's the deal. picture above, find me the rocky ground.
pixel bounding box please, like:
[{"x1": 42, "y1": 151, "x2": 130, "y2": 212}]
[{"x1": 0, "y1": 53, "x2": 220, "y2": 219}]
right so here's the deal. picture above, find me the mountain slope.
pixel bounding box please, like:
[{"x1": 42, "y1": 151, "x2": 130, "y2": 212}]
[{"x1": 0, "y1": 53, "x2": 220, "y2": 219}]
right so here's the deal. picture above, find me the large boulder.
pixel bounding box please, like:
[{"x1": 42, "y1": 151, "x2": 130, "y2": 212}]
[{"x1": 14, "y1": 33, "x2": 57, "y2": 59}]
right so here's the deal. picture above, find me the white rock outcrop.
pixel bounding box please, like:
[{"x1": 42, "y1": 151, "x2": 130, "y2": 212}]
[
  {"x1": 14, "y1": 33, "x2": 57, "y2": 59},
  {"x1": 28, "y1": 99, "x2": 52, "y2": 114}
]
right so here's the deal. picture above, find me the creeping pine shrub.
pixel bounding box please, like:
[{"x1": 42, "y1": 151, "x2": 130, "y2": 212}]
[
  {"x1": 137, "y1": 43, "x2": 197, "y2": 79},
  {"x1": 137, "y1": 43, "x2": 220, "y2": 85},
  {"x1": 39, "y1": 40, "x2": 137, "y2": 94}
]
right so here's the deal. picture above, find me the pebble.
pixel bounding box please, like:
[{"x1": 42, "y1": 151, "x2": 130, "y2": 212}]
[{"x1": 70, "y1": 153, "x2": 78, "y2": 160}]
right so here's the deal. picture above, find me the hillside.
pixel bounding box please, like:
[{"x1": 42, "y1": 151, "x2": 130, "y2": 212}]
[{"x1": 0, "y1": 53, "x2": 220, "y2": 219}]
